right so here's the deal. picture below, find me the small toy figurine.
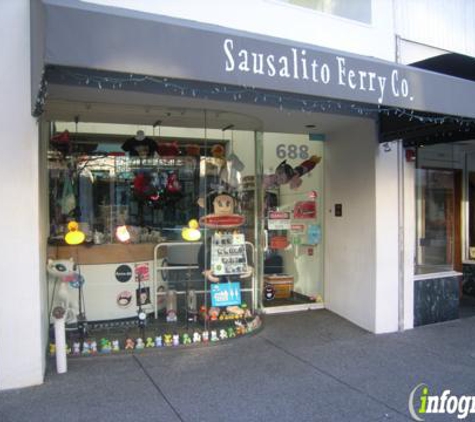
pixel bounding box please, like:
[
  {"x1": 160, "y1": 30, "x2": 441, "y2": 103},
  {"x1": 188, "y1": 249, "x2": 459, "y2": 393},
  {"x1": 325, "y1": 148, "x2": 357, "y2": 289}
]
[
  {"x1": 234, "y1": 321, "x2": 247, "y2": 336},
  {"x1": 247, "y1": 315, "x2": 261, "y2": 332},
  {"x1": 49, "y1": 343, "x2": 56, "y2": 357},
  {"x1": 164, "y1": 334, "x2": 173, "y2": 347},
  {"x1": 166, "y1": 290, "x2": 178, "y2": 323},
  {"x1": 135, "y1": 338, "x2": 145, "y2": 350},
  {"x1": 210, "y1": 330, "x2": 219, "y2": 342},
  {"x1": 82, "y1": 341, "x2": 91, "y2": 356},
  {"x1": 145, "y1": 337, "x2": 154, "y2": 348},
  {"x1": 193, "y1": 332, "x2": 202, "y2": 343},
  {"x1": 187, "y1": 289, "x2": 198, "y2": 322},
  {"x1": 241, "y1": 303, "x2": 252, "y2": 318},
  {"x1": 209, "y1": 307, "x2": 220, "y2": 321},
  {"x1": 219, "y1": 329, "x2": 228, "y2": 340},
  {"x1": 112, "y1": 339, "x2": 120, "y2": 352},
  {"x1": 263, "y1": 155, "x2": 321, "y2": 190},
  {"x1": 227, "y1": 327, "x2": 236, "y2": 338},
  {"x1": 66, "y1": 344, "x2": 71, "y2": 355},
  {"x1": 199, "y1": 305, "x2": 208, "y2": 321},
  {"x1": 90, "y1": 340, "x2": 98, "y2": 355},
  {"x1": 172, "y1": 334, "x2": 180, "y2": 347},
  {"x1": 226, "y1": 305, "x2": 245, "y2": 317},
  {"x1": 100, "y1": 338, "x2": 112, "y2": 354},
  {"x1": 155, "y1": 335, "x2": 163, "y2": 348},
  {"x1": 202, "y1": 330, "x2": 209, "y2": 342},
  {"x1": 182, "y1": 333, "x2": 192, "y2": 345},
  {"x1": 72, "y1": 341, "x2": 81, "y2": 355},
  {"x1": 125, "y1": 338, "x2": 135, "y2": 350}
]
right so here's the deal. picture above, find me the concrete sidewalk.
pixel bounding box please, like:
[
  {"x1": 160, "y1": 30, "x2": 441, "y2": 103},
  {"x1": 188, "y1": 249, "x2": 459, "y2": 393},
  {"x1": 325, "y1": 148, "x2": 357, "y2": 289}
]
[{"x1": 1, "y1": 310, "x2": 475, "y2": 421}]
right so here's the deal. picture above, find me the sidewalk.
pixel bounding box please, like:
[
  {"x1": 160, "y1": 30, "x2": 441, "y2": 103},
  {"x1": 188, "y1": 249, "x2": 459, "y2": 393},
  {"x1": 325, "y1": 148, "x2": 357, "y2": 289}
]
[{"x1": 1, "y1": 310, "x2": 474, "y2": 421}]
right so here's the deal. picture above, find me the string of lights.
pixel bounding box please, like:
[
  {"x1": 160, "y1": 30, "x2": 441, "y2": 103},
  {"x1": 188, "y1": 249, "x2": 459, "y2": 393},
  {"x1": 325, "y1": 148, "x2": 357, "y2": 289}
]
[{"x1": 35, "y1": 66, "x2": 475, "y2": 136}]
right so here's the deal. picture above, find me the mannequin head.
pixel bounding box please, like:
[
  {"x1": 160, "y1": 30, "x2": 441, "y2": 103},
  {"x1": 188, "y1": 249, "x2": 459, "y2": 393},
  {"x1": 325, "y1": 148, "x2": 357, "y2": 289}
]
[{"x1": 135, "y1": 130, "x2": 145, "y2": 141}]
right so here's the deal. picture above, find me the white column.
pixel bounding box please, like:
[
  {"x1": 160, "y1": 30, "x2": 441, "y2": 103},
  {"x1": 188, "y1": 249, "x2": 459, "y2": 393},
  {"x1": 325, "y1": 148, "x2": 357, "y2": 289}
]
[
  {"x1": 374, "y1": 141, "x2": 400, "y2": 333},
  {"x1": 403, "y1": 149, "x2": 415, "y2": 330},
  {"x1": 0, "y1": 0, "x2": 45, "y2": 389}
]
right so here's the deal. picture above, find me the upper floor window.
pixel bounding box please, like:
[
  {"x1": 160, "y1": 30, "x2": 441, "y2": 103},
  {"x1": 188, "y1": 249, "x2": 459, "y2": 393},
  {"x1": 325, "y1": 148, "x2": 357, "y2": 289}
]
[{"x1": 280, "y1": 0, "x2": 372, "y2": 24}]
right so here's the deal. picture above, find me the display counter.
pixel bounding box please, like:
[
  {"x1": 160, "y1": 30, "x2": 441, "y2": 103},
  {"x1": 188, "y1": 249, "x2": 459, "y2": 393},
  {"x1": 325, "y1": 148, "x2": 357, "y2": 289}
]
[
  {"x1": 47, "y1": 243, "x2": 167, "y2": 322},
  {"x1": 48, "y1": 243, "x2": 166, "y2": 265}
]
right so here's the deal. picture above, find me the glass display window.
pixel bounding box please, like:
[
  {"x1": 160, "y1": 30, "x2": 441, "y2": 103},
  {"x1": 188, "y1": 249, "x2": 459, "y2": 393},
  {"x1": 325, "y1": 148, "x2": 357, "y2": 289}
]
[{"x1": 46, "y1": 120, "x2": 262, "y2": 352}]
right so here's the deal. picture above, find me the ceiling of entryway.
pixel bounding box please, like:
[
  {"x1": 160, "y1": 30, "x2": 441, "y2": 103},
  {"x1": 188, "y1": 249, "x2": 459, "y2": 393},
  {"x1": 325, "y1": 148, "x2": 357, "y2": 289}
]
[{"x1": 44, "y1": 84, "x2": 370, "y2": 135}]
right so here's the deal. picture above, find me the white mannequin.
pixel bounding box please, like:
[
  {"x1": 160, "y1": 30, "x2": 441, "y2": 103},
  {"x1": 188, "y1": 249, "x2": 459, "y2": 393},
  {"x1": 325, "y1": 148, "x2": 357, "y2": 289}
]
[{"x1": 135, "y1": 130, "x2": 146, "y2": 141}]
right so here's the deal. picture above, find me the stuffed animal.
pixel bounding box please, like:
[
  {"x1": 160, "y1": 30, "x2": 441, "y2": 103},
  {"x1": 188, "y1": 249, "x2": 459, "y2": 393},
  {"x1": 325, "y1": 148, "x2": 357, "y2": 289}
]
[
  {"x1": 211, "y1": 144, "x2": 225, "y2": 159},
  {"x1": 198, "y1": 191, "x2": 252, "y2": 283},
  {"x1": 47, "y1": 258, "x2": 80, "y2": 324}
]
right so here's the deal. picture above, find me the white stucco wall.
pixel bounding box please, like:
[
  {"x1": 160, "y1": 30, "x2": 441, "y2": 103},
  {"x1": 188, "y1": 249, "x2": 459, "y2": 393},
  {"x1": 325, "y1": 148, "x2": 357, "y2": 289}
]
[
  {"x1": 374, "y1": 141, "x2": 399, "y2": 333},
  {"x1": 0, "y1": 0, "x2": 45, "y2": 390},
  {"x1": 324, "y1": 119, "x2": 399, "y2": 333},
  {"x1": 81, "y1": 0, "x2": 396, "y2": 61},
  {"x1": 395, "y1": 0, "x2": 475, "y2": 59}
]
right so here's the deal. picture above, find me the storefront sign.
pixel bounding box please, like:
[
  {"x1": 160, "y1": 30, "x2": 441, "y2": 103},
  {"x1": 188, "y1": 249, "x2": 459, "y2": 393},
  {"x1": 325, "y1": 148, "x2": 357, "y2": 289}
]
[
  {"x1": 115, "y1": 265, "x2": 133, "y2": 283},
  {"x1": 210, "y1": 282, "x2": 242, "y2": 307},
  {"x1": 35, "y1": 1, "x2": 475, "y2": 119},
  {"x1": 268, "y1": 211, "x2": 291, "y2": 230}
]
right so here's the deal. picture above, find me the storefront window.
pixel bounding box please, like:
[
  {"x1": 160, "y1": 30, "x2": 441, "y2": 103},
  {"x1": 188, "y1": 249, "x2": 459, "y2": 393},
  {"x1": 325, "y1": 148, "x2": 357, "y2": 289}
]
[
  {"x1": 415, "y1": 150, "x2": 456, "y2": 274},
  {"x1": 46, "y1": 119, "x2": 262, "y2": 348},
  {"x1": 280, "y1": 0, "x2": 372, "y2": 24}
]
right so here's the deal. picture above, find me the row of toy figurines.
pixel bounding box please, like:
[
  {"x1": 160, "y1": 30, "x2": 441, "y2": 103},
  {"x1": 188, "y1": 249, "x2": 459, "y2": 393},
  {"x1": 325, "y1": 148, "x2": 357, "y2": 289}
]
[{"x1": 49, "y1": 317, "x2": 261, "y2": 356}]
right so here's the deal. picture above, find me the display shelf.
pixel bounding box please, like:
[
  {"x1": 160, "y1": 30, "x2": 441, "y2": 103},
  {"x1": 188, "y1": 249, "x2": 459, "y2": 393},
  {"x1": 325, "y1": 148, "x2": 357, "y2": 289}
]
[{"x1": 47, "y1": 242, "x2": 166, "y2": 265}]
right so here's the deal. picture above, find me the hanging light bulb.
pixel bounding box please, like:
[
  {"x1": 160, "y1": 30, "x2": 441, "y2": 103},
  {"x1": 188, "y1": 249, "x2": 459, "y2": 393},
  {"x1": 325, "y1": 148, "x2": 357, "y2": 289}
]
[
  {"x1": 116, "y1": 225, "x2": 131, "y2": 243},
  {"x1": 64, "y1": 221, "x2": 85, "y2": 245}
]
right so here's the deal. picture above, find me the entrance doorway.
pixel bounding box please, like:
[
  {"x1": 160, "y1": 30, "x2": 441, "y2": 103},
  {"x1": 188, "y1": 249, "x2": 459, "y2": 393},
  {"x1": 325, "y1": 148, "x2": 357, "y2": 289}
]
[{"x1": 258, "y1": 133, "x2": 325, "y2": 313}]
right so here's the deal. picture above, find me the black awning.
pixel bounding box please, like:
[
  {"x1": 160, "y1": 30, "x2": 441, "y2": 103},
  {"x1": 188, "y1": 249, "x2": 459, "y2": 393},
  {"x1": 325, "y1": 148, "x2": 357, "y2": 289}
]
[
  {"x1": 380, "y1": 53, "x2": 475, "y2": 146},
  {"x1": 411, "y1": 53, "x2": 475, "y2": 82}
]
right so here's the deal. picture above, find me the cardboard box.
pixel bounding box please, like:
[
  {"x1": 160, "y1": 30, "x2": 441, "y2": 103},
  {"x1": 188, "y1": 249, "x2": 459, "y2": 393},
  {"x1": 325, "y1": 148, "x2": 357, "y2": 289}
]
[{"x1": 264, "y1": 275, "x2": 294, "y2": 299}]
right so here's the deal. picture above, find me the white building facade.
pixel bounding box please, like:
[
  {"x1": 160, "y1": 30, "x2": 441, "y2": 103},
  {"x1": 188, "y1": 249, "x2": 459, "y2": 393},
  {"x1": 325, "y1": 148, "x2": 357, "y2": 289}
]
[{"x1": 1, "y1": 0, "x2": 474, "y2": 390}]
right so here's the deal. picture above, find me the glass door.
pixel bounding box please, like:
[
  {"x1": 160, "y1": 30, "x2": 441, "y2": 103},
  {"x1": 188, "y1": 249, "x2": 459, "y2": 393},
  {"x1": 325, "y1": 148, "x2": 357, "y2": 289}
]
[{"x1": 258, "y1": 133, "x2": 324, "y2": 311}]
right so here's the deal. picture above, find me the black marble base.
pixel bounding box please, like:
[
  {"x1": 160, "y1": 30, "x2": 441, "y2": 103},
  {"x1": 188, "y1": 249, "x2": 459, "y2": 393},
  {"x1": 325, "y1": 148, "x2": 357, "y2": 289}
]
[{"x1": 414, "y1": 276, "x2": 460, "y2": 327}]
